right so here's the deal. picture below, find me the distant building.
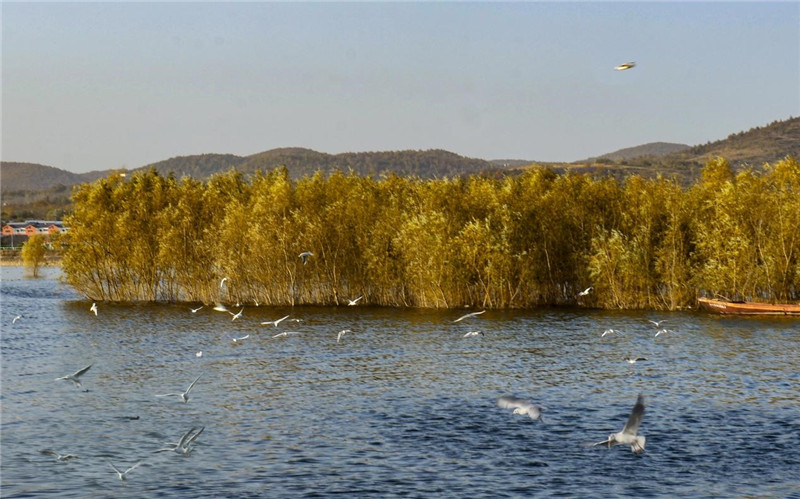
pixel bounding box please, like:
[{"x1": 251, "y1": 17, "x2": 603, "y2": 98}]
[{"x1": 1, "y1": 220, "x2": 67, "y2": 248}]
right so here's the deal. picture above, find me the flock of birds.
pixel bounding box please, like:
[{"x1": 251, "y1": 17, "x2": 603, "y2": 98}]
[{"x1": 36, "y1": 271, "x2": 668, "y2": 484}]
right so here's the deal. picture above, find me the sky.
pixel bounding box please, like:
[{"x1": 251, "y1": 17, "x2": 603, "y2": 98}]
[{"x1": 2, "y1": 2, "x2": 799, "y2": 174}]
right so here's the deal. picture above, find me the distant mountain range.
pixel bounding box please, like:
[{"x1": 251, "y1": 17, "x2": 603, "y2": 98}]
[{"x1": 2, "y1": 116, "x2": 798, "y2": 195}]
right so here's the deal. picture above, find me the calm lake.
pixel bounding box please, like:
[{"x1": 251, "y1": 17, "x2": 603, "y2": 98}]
[{"x1": 2, "y1": 266, "x2": 799, "y2": 497}]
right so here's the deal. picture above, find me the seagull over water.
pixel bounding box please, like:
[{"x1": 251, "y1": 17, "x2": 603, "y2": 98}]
[
  {"x1": 262, "y1": 315, "x2": 290, "y2": 327},
  {"x1": 648, "y1": 319, "x2": 667, "y2": 327},
  {"x1": 41, "y1": 449, "x2": 79, "y2": 462},
  {"x1": 12, "y1": 314, "x2": 22, "y2": 324},
  {"x1": 299, "y1": 251, "x2": 314, "y2": 265},
  {"x1": 593, "y1": 394, "x2": 646, "y2": 454},
  {"x1": 654, "y1": 329, "x2": 673, "y2": 338},
  {"x1": 463, "y1": 331, "x2": 484, "y2": 338},
  {"x1": 497, "y1": 396, "x2": 544, "y2": 422},
  {"x1": 232, "y1": 334, "x2": 250, "y2": 343},
  {"x1": 55, "y1": 364, "x2": 92, "y2": 389},
  {"x1": 273, "y1": 331, "x2": 300, "y2": 339},
  {"x1": 213, "y1": 304, "x2": 229, "y2": 312},
  {"x1": 90, "y1": 303, "x2": 98, "y2": 316},
  {"x1": 347, "y1": 295, "x2": 363, "y2": 306},
  {"x1": 578, "y1": 287, "x2": 593, "y2": 297},
  {"x1": 601, "y1": 329, "x2": 618, "y2": 337},
  {"x1": 190, "y1": 306, "x2": 203, "y2": 313},
  {"x1": 229, "y1": 307, "x2": 244, "y2": 321},
  {"x1": 109, "y1": 461, "x2": 142, "y2": 481},
  {"x1": 453, "y1": 310, "x2": 486, "y2": 323},
  {"x1": 157, "y1": 427, "x2": 205, "y2": 455},
  {"x1": 337, "y1": 329, "x2": 351, "y2": 343},
  {"x1": 157, "y1": 374, "x2": 202, "y2": 403},
  {"x1": 625, "y1": 357, "x2": 647, "y2": 364}
]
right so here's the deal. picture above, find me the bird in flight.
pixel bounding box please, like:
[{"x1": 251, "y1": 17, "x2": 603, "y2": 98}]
[
  {"x1": 229, "y1": 307, "x2": 244, "y2": 321},
  {"x1": 463, "y1": 331, "x2": 484, "y2": 338},
  {"x1": 157, "y1": 427, "x2": 205, "y2": 455},
  {"x1": 90, "y1": 303, "x2": 98, "y2": 316},
  {"x1": 299, "y1": 251, "x2": 314, "y2": 265},
  {"x1": 453, "y1": 310, "x2": 486, "y2": 323},
  {"x1": 12, "y1": 314, "x2": 22, "y2": 324},
  {"x1": 625, "y1": 357, "x2": 647, "y2": 364},
  {"x1": 615, "y1": 62, "x2": 636, "y2": 71},
  {"x1": 273, "y1": 331, "x2": 300, "y2": 339},
  {"x1": 496, "y1": 396, "x2": 544, "y2": 422},
  {"x1": 593, "y1": 394, "x2": 646, "y2": 454},
  {"x1": 157, "y1": 374, "x2": 202, "y2": 403},
  {"x1": 578, "y1": 287, "x2": 593, "y2": 297},
  {"x1": 55, "y1": 364, "x2": 93, "y2": 389},
  {"x1": 337, "y1": 329, "x2": 351, "y2": 343},
  {"x1": 648, "y1": 319, "x2": 667, "y2": 327},
  {"x1": 41, "y1": 449, "x2": 80, "y2": 462},
  {"x1": 601, "y1": 329, "x2": 618, "y2": 337},
  {"x1": 347, "y1": 295, "x2": 363, "y2": 306},
  {"x1": 232, "y1": 334, "x2": 250, "y2": 343},
  {"x1": 190, "y1": 305, "x2": 203, "y2": 313},
  {"x1": 109, "y1": 461, "x2": 142, "y2": 481},
  {"x1": 262, "y1": 315, "x2": 290, "y2": 327}
]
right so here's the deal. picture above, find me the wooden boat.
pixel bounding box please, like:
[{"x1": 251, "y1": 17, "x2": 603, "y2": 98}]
[{"x1": 697, "y1": 297, "x2": 800, "y2": 316}]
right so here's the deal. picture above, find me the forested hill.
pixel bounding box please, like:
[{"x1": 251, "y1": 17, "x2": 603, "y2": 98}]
[{"x1": 140, "y1": 148, "x2": 497, "y2": 179}]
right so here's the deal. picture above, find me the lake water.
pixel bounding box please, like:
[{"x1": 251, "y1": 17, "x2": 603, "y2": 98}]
[{"x1": 2, "y1": 266, "x2": 799, "y2": 497}]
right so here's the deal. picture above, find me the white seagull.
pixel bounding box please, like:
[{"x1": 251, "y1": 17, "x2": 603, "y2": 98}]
[
  {"x1": 190, "y1": 305, "x2": 203, "y2": 313},
  {"x1": 648, "y1": 319, "x2": 667, "y2": 327},
  {"x1": 273, "y1": 331, "x2": 300, "y2": 339},
  {"x1": 229, "y1": 307, "x2": 244, "y2": 321},
  {"x1": 262, "y1": 315, "x2": 290, "y2": 327},
  {"x1": 157, "y1": 426, "x2": 205, "y2": 455},
  {"x1": 55, "y1": 364, "x2": 93, "y2": 389},
  {"x1": 593, "y1": 394, "x2": 646, "y2": 454},
  {"x1": 453, "y1": 310, "x2": 486, "y2": 323},
  {"x1": 654, "y1": 328, "x2": 673, "y2": 338},
  {"x1": 601, "y1": 329, "x2": 617, "y2": 337},
  {"x1": 109, "y1": 461, "x2": 142, "y2": 481},
  {"x1": 299, "y1": 251, "x2": 314, "y2": 265},
  {"x1": 41, "y1": 449, "x2": 79, "y2": 462},
  {"x1": 195, "y1": 351, "x2": 203, "y2": 358},
  {"x1": 156, "y1": 374, "x2": 202, "y2": 403},
  {"x1": 232, "y1": 334, "x2": 250, "y2": 343},
  {"x1": 337, "y1": 329, "x2": 351, "y2": 343},
  {"x1": 12, "y1": 314, "x2": 22, "y2": 324},
  {"x1": 347, "y1": 295, "x2": 363, "y2": 306},
  {"x1": 463, "y1": 331, "x2": 484, "y2": 338},
  {"x1": 90, "y1": 302, "x2": 98, "y2": 316},
  {"x1": 213, "y1": 303, "x2": 229, "y2": 312},
  {"x1": 219, "y1": 277, "x2": 229, "y2": 290},
  {"x1": 578, "y1": 287, "x2": 593, "y2": 297},
  {"x1": 496, "y1": 396, "x2": 544, "y2": 422},
  {"x1": 615, "y1": 62, "x2": 636, "y2": 71},
  {"x1": 625, "y1": 357, "x2": 647, "y2": 364}
]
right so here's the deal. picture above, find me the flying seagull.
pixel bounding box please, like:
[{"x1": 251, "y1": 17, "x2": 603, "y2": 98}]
[
  {"x1": 229, "y1": 307, "x2": 244, "y2": 321},
  {"x1": 12, "y1": 314, "x2": 21, "y2": 324},
  {"x1": 496, "y1": 396, "x2": 544, "y2": 422},
  {"x1": 347, "y1": 295, "x2": 363, "y2": 306},
  {"x1": 463, "y1": 331, "x2": 484, "y2": 338},
  {"x1": 156, "y1": 374, "x2": 202, "y2": 403},
  {"x1": 90, "y1": 303, "x2": 98, "y2": 316},
  {"x1": 593, "y1": 394, "x2": 646, "y2": 454},
  {"x1": 262, "y1": 315, "x2": 290, "y2": 327},
  {"x1": 299, "y1": 251, "x2": 314, "y2": 265},
  {"x1": 190, "y1": 305, "x2": 203, "y2": 313},
  {"x1": 213, "y1": 303, "x2": 229, "y2": 312},
  {"x1": 601, "y1": 329, "x2": 617, "y2": 337},
  {"x1": 654, "y1": 329, "x2": 673, "y2": 338},
  {"x1": 273, "y1": 331, "x2": 300, "y2": 339},
  {"x1": 157, "y1": 427, "x2": 205, "y2": 455},
  {"x1": 41, "y1": 449, "x2": 79, "y2": 462},
  {"x1": 615, "y1": 62, "x2": 636, "y2": 71},
  {"x1": 453, "y1": 310, "x2": 486, "y2": 323},
  {"x1": 337, "y1": 329, "x2": 351, "y2": 343},
  {"x1": 232, "y1": 334, "x2": 250, "y2": 343},
  {"x1": 109, "y1": 461, "x2": 142, "y2": 481},
  {"x1": 578, "y1": 287, "x2": 593, "y2": 297},
  {"x1": 625, "y1": 357, "x2": 647, "y2": 364},
  {"x1": 219, "y1": 277, "x2": 229, "y2": 290},
  {"x1": 648, "y1": 319, "x2": 667, "y2": 327},
  {"x1": 55, "y1": 364, "x2": 92, "y2": 389}
]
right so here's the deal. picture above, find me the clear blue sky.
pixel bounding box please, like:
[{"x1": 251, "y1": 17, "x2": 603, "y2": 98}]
[{"x1": 2, "y1": 2, "x2": 798, "y2": 173}]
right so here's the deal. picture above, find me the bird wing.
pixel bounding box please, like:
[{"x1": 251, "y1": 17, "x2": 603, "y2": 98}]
[
  {"x1": 41, "y1": 449, "x2": 59, "y2": 457},
  {"x1": 184, "y1": 426, "x2": 205, "y2": 447},
  {"x1": 454, "y1": 310, "x2": 486, "y2": 322},
  {"x1": 126, "y1": 461, "x2": 142, "y2": 473},
  {"x1": 622, "y1": 394, "x2": 645, "y2": 436},
  {"x1": 185, "y1": 374, "x2": 202, "y2": 394},
  {"x1": 496, "y1": 396, "x2": 531, "y2": 410},
  {"x1": 109, "y1": 462, "x2": 123, "y2": 474},
  {"x1": 592, "y1": 438, "x2": 613, "y2": 447},
  {"x1": 176, "y1": 427, "x2": 198, "y2": 448},
  {"x1": 73, "y1": 364, "x2": 92, "y2": 378}
]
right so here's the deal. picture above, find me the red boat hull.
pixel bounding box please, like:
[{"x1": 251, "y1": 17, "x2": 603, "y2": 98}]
[{"x1": 698, "y1": 297, "x2": 800, "y2": 316}]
